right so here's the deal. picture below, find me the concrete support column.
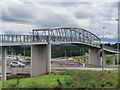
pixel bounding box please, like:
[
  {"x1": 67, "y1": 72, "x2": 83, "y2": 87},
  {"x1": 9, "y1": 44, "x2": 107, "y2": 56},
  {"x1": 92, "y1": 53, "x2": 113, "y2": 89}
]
[
  {"x1": 31, "y1": 44, "x2": 51, "y2": 77},
  {"x1": 112, "y1": 54, "x2": 115, "y2": 66},
  {"x1": 103, "y1": 51, "x2": 106, "y2": 66},
  {"x1": 2, "y1": 46, "x2": 7, "y2": 81},
  {"x1": 46, "y1": 44, "x2": 51, "y2": 73},
  {"x1": 89, "y1": 48, "x2": 100, "y2": 66}
]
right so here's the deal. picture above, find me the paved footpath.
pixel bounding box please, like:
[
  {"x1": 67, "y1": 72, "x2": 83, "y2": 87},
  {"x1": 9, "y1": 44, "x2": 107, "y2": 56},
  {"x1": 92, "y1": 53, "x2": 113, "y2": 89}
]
[
  {"x1": 52, "y1": 66, "x2": 118, "y2": 71},
  {"x1": 0, "y1": 65, "x2": 119, "y2": 76}
]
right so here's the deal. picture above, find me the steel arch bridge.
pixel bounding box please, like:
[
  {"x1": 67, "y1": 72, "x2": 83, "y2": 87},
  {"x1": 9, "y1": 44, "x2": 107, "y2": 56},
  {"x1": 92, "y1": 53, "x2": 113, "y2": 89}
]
[
  {"x1": 33, "y1": 27, "x2": 101, "y2": 47},
  {"x1": 1, "y1": 27, "x2": 118, "y2": 53},
  {"x1": 0, "y1": 27, "x2": 119, "y2": 81},
  {"x1": 0, "y1": 27, "x2": 118, "y2": 53},
  {"x1": 0, "y1": 27, "x2": 101, "y2": 48}
]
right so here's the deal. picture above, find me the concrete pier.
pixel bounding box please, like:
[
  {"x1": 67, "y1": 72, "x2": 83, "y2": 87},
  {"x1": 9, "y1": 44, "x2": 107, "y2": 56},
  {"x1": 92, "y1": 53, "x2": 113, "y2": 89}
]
[
  {"x1": 89, "y1": 48, "x2": 100, "y2": 66},
  {"x1": 31, "y1": 44, "x2": 51, "y2": 77},
  {"x1": 46, "y1": 44, "x2": 51, "y2": 73},
  {"x1": 2, "y1": 46, "x2": 7, "y2": 81}
]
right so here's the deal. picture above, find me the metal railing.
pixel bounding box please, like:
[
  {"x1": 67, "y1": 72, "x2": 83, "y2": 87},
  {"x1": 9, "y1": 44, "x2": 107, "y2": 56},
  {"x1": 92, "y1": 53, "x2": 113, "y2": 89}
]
[
  {"x1": 33, "y1": 27, "x2": 101, "y2": 47},
  {"x1": 0, "y1": 34, "x2": 100, "y2": 46},
  {"x1": 0, "y1": 34, "x2": 48, "y2": 43},
  {"x1": 103, "y1": 45, "x2": 118, "y2": 52},
  {"x1": 0, "y1": 27, "x2": 118, "y2": 53},
  {"x1": 0, "y1": 27, "x2": 102, "y2": 47}
]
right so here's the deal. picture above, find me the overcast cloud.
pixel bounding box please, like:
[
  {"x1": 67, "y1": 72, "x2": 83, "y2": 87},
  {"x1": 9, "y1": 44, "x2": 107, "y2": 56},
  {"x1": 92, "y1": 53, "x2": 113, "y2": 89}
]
[{"x1": 0, "y1": 0, "x2": 119, "y2": 43}]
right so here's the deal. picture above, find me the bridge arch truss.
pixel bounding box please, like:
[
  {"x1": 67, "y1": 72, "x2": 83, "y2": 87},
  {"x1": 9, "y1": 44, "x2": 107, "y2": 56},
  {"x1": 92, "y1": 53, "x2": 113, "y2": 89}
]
[{"x1": 33, "y1": 27, "x2": 101, "y2": 47}]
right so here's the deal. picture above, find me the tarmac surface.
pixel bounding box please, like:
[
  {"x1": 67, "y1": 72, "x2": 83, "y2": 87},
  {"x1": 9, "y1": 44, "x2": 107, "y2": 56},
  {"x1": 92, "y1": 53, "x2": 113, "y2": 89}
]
[
  {"x1": 0, "y1": 59, "x2": 119, "y2": 77},
  {"x1": 0, "y1": 64, "x2": 118, "y2": 77}
]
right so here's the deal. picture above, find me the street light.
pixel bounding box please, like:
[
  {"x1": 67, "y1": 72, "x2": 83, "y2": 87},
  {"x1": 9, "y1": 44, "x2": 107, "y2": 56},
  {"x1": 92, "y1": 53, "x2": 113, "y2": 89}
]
[
  {"x1": 116, "y1": 19, "x2": 119, "y2": 66},
  {"x1": 79, "y1": 49, "x2": 81, "y2": 66},
  {"x1": 64, "y1": 51, "x2": 66, "y2": 60},
  {"x1": 71, "y1": 51, "x2": 72, "y2": 57},
  {"x1": 80, "y1": 49, "x2": 81, "y2": 60},
  {"x1": 102, "y1": 27, "x2": 106, "y2": 46},
  {"x1": 102, "y1": 26, "x2": 105, "y2": 71},
  {"x1": 24, "y1": 46, "x2": 26, "y2": 61}
]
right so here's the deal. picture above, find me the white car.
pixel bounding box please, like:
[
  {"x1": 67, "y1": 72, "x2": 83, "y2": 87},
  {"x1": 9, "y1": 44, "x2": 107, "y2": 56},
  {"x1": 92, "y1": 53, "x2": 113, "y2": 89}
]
[
  {"x1": 69, "y1": 58, "x2": 73, "y2": 61},
  {"x1": 13, "y1": 58, "x2": 16, "y2": 60},
  {"x1": 70, "y1": 62, "x2": 74, "y2": 65},
  {"x1": 10, "y1": 61, "x2": 25, "y2": 68}
]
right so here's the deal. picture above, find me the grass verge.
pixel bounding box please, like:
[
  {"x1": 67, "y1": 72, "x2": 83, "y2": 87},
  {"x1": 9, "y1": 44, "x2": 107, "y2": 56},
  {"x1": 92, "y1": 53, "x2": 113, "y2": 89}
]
[{"x1": 2, "y1": 69, "x2": 119, "y2": 88}]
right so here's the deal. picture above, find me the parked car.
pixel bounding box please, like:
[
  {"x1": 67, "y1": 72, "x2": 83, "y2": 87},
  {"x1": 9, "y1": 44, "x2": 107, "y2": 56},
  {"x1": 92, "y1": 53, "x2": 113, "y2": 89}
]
[
  {"x1": 10, "y1": 61, "x2": 25, "y2": 68},
  {"x1": 69, "y1": 58, "x2": 73, "y2": 61},
  {"x1": 78, "y1": 59, "x2": 81, "y2": 61},
  {"x1": 13, "y1": 58, "x2": 16, "y2": 60},
  {"x1": 19, "y1": 59, "x2": 23, "y2": 62},
  {"x1": 70, "y1": 62, "x2": 74, "y2": 65},
  {"x1": 84, "y1": 59, "x2": 87, "y2": 61}
]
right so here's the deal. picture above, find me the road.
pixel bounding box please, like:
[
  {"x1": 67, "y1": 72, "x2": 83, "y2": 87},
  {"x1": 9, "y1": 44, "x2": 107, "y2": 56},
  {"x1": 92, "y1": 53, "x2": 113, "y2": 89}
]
[
  {"x1": 52, "y1": 66, "x2": 118, "y2": 71},
  {"x1": 0, "y1": 64, "x2": 118, "y2": 77}
]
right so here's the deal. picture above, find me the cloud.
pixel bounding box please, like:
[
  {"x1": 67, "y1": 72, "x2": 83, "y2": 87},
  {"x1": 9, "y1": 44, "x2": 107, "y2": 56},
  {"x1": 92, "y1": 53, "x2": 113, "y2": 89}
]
[
  {"x1": 1, "y1": 1, "x2": 118, "y2": 43},
  {"x1": 2, "y1": 22, "x2": 35, "y2": 34}
]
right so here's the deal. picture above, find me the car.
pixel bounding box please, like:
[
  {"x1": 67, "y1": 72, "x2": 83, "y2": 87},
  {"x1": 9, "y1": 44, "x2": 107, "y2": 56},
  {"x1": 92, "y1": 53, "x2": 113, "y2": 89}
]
[
  {"x1": 70, "y1": 62, "x2": 74, "y2": 65},
  {"x1": 84, "y1": 59, "x2": 87, "y2": 61},
  {"x1": 13, "y1": 58, "x2": 16, "y2": 60},
  {"x1": 19, "y1": 59, "x2": 23, "y2": 62},
  {"x1": 10, "y1": 61, "x2": 25, "y2": 68},
  {"x1": 78, "y1": 63, "x2": 83, "y2": 65},
  {"x1": 69, "y1": 58, "x2": 73, "y2": 61},
  {"x1": 78, "y1": 59, "x2": 81, "y2": 61}
]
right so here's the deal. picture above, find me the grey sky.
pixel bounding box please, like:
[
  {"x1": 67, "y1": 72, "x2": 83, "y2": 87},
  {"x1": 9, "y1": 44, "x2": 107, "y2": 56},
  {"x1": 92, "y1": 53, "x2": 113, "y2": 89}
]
[{"x1": 1, "y1": 0, "x2": 119, "y2": 43}]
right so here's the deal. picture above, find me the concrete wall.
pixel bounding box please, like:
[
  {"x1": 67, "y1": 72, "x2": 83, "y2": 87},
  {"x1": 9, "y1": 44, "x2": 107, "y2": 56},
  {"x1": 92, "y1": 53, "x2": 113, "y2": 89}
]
[
  {"x1": 31, "y1": 44, "x2": 51, "y2": 77},
  {"x1": 89, "y1": 48, "x2": 101, "y2": 66}
]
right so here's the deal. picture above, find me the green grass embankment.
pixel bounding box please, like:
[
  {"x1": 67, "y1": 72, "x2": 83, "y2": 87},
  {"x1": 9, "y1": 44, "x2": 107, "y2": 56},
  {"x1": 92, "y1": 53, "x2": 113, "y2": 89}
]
[{"x1": 2, "y1": 69, "x2": 118, "y2": 88}]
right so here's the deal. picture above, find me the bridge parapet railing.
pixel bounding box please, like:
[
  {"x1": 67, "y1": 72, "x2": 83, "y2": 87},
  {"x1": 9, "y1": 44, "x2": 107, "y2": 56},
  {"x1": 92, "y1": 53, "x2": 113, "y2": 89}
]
[
  {"x1": 1, "y1": 27, "x2": 101, "y2": 47},
  {"x1": 103, "y1": 45, "x2": 118, "y2": 52},
  {"x1": 0, "y1": 34, "x2": 47, "y2": 43}
]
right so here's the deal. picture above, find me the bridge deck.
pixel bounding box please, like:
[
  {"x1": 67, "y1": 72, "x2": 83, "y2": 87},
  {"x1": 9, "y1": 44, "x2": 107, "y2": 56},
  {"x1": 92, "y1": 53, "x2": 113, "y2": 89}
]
[{"x1": 0, "y1": 27, "x2": 118, "y2": 53}]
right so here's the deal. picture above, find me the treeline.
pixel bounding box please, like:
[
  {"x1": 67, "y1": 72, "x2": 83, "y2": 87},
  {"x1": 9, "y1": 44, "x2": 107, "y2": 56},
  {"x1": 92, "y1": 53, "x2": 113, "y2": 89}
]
[
  {"x1": 51, "y1": 45, "x2": 88, "y2": 58},
  {"x1": 5, "y1": 43, "x2": 119, "y2": 58},
  {"x1": 6, "y1": 44, "x2": 88, "y2": 58},
  {"x1": 105, "y1": 43, "x2": 119, "y2": 49}
]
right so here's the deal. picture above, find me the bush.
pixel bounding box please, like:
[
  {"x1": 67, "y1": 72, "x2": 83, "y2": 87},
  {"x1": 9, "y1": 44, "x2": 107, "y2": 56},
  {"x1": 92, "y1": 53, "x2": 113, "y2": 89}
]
[{"x1": 57, "y1": 70, "x2": 118, "y2": 88}]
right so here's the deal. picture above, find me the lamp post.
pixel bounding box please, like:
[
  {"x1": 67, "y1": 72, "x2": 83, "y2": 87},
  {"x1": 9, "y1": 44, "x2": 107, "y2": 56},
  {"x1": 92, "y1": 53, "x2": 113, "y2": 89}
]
[
  {"x1": 24, "y1": 46, "x2": 26, "y2": 61},
  {"x1": 102, "y1": 27, "x2": 106, "y2": 46},
  {"x1": 64, "y1": 51, "x2": 66, "y2": 60},
  {"x1": 79, "y1": 49, "x2": 81, "y2": 66},
  {"x1": 102, "y1": 27, "x2": 105, "y2": 71},
  {"x1": 71, "y1": 51, "x2": 72, "y2": 57},
  {"x1": 116, "y1": 19, "x2": 119, "y2": 66}
]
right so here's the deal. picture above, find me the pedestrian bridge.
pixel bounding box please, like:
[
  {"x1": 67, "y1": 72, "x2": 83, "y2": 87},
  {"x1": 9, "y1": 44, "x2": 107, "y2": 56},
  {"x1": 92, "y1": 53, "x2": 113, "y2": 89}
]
[
  {"x1": 0, "y1": 27, "x2": 117, "y2": 53},
  {"x1": 1, "y1": 27, "x2": 100, "y2": 47},
  {"x1": 0, "y1": 27, "x2": 119, "y2": 81}
]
